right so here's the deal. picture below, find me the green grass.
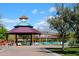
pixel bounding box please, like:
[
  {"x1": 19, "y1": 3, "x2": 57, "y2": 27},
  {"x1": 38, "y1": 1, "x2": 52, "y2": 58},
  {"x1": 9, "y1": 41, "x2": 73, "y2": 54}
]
[{"x1": 46, "y1": 47, "x2": 79, "y2": 56}]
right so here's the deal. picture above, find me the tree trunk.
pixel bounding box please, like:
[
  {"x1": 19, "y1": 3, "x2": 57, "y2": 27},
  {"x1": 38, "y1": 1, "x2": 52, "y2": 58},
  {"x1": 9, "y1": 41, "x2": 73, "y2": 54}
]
[
  {"x1": 62, "y1": 37, "x2": 64, "y2": 52},
  {"x1": 61, "y1": 33, "x2": 65, "y2": 52}
]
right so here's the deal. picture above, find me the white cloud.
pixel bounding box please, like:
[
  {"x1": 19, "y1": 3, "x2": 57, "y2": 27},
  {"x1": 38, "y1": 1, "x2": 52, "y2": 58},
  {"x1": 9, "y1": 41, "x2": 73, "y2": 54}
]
[
  {"x1": 36, "y1": 21, "x2": 47, "y2": 25},
  {"x1": 32, "y1": 9, "x2": 38, "y2": 14},
  {"x1": 34, "y1": 16, "x2": 57, "y2": 33},
  {"x1": 34, "y1": 20, "x2": 49, "y2": 32},
  {"x1": 49, "y1": 7, "x2": 56, "y2": 13},
  {"x1": 46, "y1": 16, "x2": 55, "y2": 19},
  {"x1": 0, "y1": 18, "x2": 20, "y2": 30},
  {"x1": 39, "y1": 11, "x2": 45, "y2": 14},
  {"x1": 32, "y1": 9, "x2": 46, "y2": 15},
  {"x1": 32, "y1": 7, "x2": 56, "y2": 15},
  {"x1": 2, "y1": 19, "x2": 19, "y2": 23}
]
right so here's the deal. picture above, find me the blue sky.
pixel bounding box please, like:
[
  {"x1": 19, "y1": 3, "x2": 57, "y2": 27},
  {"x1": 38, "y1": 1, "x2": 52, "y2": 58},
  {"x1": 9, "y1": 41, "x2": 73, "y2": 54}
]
[{"x1": 0, "y1": 3, "x2": 74, "y2": 32}]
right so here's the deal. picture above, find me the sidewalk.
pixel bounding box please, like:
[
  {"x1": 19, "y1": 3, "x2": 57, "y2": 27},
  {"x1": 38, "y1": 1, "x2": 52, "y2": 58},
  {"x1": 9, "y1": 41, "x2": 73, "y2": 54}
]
[{"x1": 0, "y1": 46, "x2": 61, "y2": 56}]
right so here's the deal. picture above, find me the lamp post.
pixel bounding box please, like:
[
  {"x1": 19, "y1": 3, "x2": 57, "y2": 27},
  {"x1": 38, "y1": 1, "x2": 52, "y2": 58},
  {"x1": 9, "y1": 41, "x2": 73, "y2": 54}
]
[
  {"x1": 46, "y1": 32, "x2": 48, "y2": 43},
  {"x1": 61, "y1": 3, "x2": 64, "y2": 52},
  {"x1": 56, "y1": 3, "x2": 65, "y2": 52}
]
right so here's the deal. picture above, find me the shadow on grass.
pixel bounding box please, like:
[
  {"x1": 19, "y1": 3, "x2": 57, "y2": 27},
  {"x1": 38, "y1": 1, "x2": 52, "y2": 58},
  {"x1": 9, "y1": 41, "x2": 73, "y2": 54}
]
[
  {"x1": 46, "y1": 48, "x2": 79, "y2": 56},
  {"x1": 38, "y1": 48, "x2": 51, "y2": 53},
  {"x1": 39, "y1": 51, "x2": 51, "y2": 53}
]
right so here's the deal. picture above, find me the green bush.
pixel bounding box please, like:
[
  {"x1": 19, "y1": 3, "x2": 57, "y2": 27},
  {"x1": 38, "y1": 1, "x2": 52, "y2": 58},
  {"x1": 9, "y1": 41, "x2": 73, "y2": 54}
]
[{"x1": 0, "y1": 34, "x2": 5, "y2": 39}]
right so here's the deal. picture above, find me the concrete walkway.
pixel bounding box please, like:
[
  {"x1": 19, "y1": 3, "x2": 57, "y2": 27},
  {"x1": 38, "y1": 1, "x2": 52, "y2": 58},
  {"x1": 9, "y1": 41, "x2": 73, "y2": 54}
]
[{"x1": 0, "y1": 46, "x2": 61, "y2": 56}]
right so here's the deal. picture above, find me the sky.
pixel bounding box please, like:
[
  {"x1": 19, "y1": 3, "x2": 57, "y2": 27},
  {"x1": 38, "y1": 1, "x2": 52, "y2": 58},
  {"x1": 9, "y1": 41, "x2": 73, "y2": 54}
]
[{"x1": 0, "y1": 3, "x2": 75, "y2": 33}]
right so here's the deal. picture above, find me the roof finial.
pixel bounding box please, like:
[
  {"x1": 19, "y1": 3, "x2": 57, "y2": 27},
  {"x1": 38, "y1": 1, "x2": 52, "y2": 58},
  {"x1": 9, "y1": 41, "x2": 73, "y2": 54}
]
[{"x1": 19, "y1": 16, "x2": 28, "y2": 20}]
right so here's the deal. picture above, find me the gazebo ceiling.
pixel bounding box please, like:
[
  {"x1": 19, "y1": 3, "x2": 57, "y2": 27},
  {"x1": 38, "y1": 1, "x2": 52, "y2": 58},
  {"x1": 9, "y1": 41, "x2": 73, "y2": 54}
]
[{"x1": 8, "y1": 27, "x2": 41, "y2": 34}]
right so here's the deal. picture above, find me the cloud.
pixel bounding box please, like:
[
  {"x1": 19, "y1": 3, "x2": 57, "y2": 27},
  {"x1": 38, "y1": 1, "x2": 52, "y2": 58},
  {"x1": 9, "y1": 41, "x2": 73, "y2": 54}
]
[
  {"x1": 34, "y1": 20, "x2": 49, "y2": 32},
  {"x1": 32, "y1": 9, "x2": 46, "y2": 15},
  {"x1": 0, "y1": 18, "x2": 20, "y2": 30},
  {"x1": 32, "y1": 7, "x2": 57, "y2": 15},
  {"x1": 34, "y1": 16, "x2": 49, "y2": 29},
  {"x1": 39, "y1": 11, "x2": 45, "y2": 14},
  {"x1": 34, "y1": 16, "x2": 57, "y2": 33},
  {"x1": 46, "y1": 16, "x2": 55, "y2": 20},
  {"x1": 35, "y1": 16, "x2": 54, "y2": 27},
  {"x1": 49, "y1": 7, "x2": 57, "y2": 13},
  {"x1": 32, "y1": 9, "x2": 38, "y2": 14},
  {"x1": 2, "y1": 19, "x2": 19, "y2": 23}
]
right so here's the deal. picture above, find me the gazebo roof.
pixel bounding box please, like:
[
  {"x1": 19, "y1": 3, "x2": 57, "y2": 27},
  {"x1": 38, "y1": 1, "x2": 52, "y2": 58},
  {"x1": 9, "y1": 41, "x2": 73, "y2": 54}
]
[
  {"x1": 8, "y1": 16, "x2": 41, "y2": 34},
  {"x1": 8, "y1": 27, "x2": 41, "y2": 34},
  {"x1": 15, "y1": 20, "x2": 32, "y2": 27},
  {"x1": 15, "y1": 16, "x2": 32, "y2": 27}
]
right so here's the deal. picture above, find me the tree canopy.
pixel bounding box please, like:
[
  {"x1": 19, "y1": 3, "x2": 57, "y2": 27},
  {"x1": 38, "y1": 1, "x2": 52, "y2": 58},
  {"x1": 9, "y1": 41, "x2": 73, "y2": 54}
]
[
  {"x1": 0, "y1": 20, "x2": 7, "y2": 39},
  {"x1": 47, "y1": 3, "x2": 79, "y2": 51}
]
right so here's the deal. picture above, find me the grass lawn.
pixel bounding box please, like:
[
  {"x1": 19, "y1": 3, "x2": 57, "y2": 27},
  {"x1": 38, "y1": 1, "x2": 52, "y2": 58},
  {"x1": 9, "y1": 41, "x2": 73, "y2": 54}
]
[{"x1": 46, "y1": 47, "x2": 79, "y2": 56}]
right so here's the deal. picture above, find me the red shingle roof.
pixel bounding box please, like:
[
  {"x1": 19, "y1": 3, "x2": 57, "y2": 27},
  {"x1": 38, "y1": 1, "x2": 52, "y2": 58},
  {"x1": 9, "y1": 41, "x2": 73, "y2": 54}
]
[
  {"x1": 8, "y1": 27, "x2": 41, "y2": 34},
  {"x1": 35, "y1": 35, "x2": 58, "y2": 39}
]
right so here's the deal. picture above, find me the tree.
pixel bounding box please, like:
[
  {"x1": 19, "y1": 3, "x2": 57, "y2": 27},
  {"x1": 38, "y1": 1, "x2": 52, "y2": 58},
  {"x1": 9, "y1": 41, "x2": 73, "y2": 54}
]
[
  {"x1": 68, "y1": 4, "x2": 79, "y2": 39},
  {"x1": 0, "y1": 19, "x2": 7, "y2": 39},
  {"x1": 0, "y1": 26, "x2": 7, "y2": 39},
  {"x1": 47, "y1": 16, "x2": 70, "y2": 52},
  {"x1": 47, "y1": 3, "x2": 79, "y2": 51},
  {"x1": 47, "y1": 4, "x2": 73, "y2": 52},
  {"x1": 61, "y1": 4, "x2": 79, "y2": 40}
]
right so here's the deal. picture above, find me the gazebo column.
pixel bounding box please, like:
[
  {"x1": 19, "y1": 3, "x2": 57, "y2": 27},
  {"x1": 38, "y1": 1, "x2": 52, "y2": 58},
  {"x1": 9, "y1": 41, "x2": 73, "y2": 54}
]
[
  {"x1": 39, "y1": 34, "x2": 42, "y2": 45},
  {"x1": 32, "y1": 34, "x2": 34, "y2": 45},
  {"x1": 6, "y1": 33, "x2": 8, "y2": 42},
  {"x1": 6, "y1": 33, "x2": 8, "y2": 45},
  {"x1": 15, "y1": 34, "x2": 18, "y2": 46}
]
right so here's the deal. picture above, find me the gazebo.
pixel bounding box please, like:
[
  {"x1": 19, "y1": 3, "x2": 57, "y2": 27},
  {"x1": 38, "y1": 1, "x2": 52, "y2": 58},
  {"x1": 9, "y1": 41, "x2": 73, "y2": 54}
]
[{"x1": 6, "y1": 16, "x2": 41, "y2": 46}]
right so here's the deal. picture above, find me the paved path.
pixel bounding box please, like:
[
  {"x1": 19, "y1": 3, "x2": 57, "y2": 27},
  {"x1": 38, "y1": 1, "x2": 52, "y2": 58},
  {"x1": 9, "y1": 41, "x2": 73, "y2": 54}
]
[{"x1": 0, "y1": 46, "x2": 61, "y2": 56}]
